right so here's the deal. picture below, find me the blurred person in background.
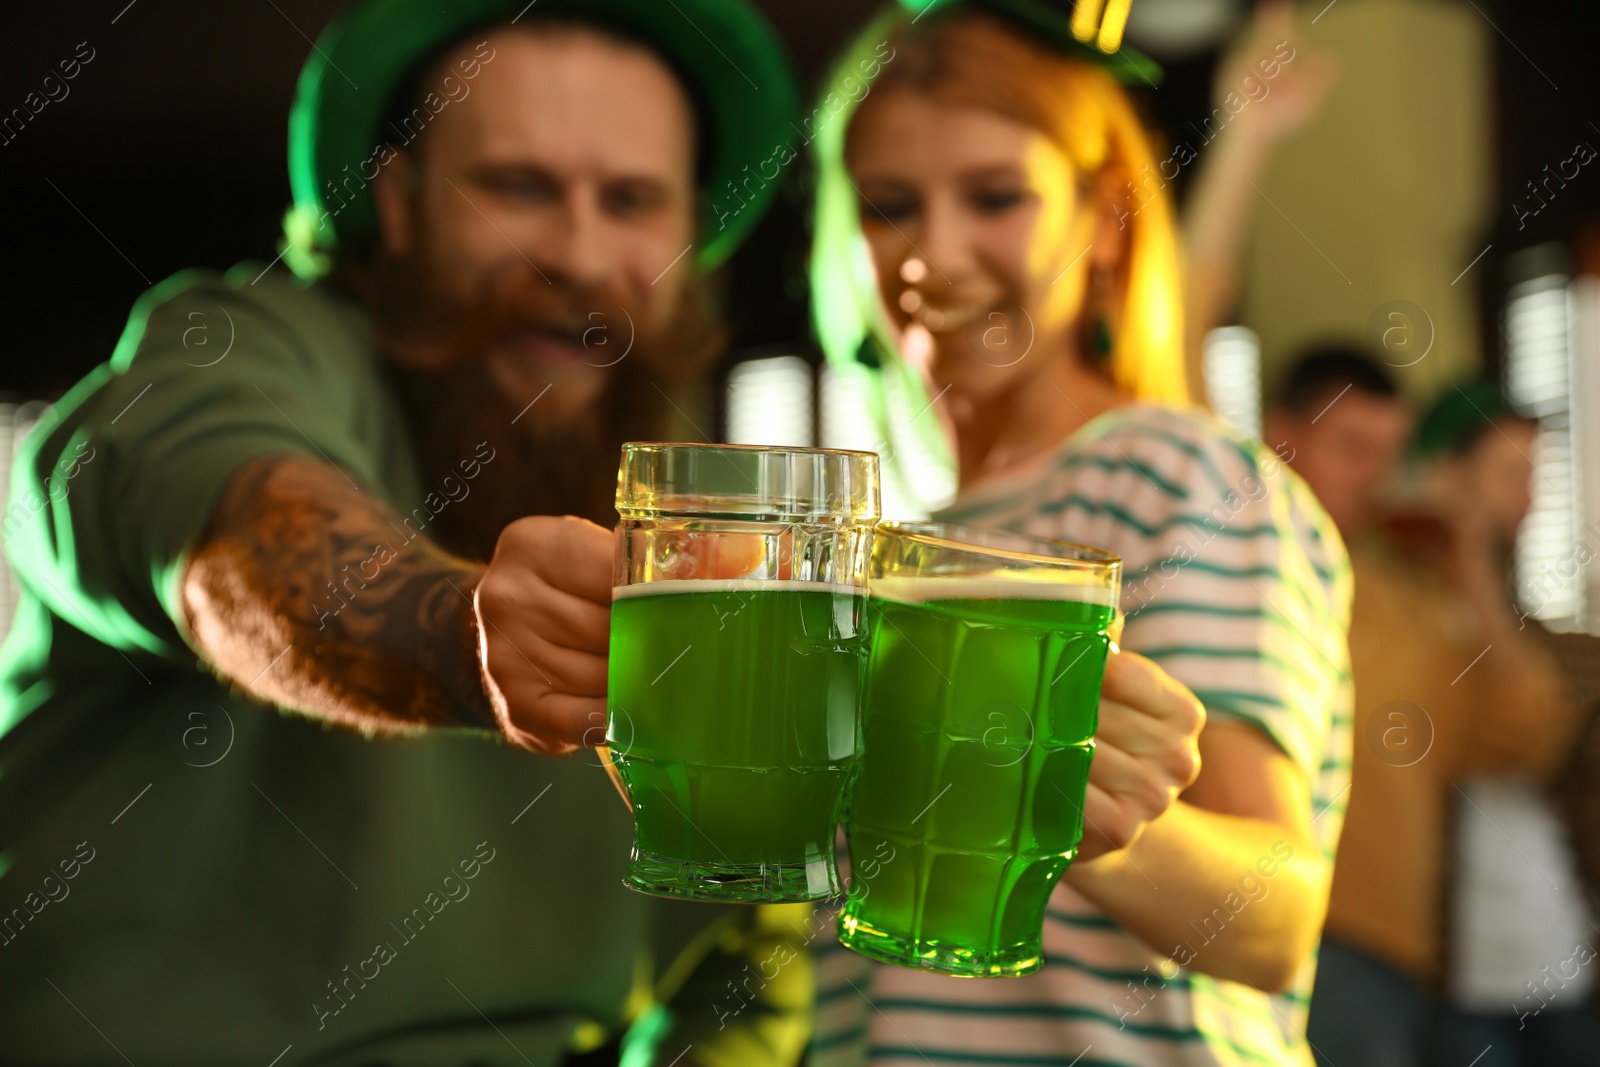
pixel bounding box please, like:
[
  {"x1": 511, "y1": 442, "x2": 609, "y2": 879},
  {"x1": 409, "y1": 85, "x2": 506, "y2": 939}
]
[
  {"x1": 1305, "y1": 380, "x2": 1589, "y2": 1067},
  {"x1": 1263, "y1": 345, "x2": 1412, "y2": 540},
  {"x1": 805, "y1": 2, "x2": 1352, "y2": 1064},
  {"x1": 0, "y1": 1, "x2": 813, "y2": 1063},
  {"x1": 1417, "y1": 385, "x2": 1598, "y2": 1066},
  {"x1": 1177, "y1": 0, "x2": 1339, "y2": 402}
]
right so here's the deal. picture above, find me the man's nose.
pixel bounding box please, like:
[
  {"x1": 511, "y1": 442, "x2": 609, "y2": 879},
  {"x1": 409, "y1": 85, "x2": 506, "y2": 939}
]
[{"x1": 527, "y1": 188, "x2": 612, "y2": 289}]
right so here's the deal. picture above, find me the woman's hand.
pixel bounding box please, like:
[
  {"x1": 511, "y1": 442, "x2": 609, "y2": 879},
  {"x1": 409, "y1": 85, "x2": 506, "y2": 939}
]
[
  {"x1": 475, "y1": 515, "x2": 614, "y2": 755},
  {"x1": 1075, "y1": 650, "x2": 1206, "y2": 861}
]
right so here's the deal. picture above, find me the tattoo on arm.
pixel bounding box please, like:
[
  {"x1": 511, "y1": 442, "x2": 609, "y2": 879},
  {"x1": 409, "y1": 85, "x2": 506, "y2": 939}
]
[{"x1": 182, "y1": 454, "x2": 496, "y2": 734}]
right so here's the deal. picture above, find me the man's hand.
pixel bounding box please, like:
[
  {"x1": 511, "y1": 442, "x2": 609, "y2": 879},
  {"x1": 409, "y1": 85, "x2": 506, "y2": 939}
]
[
  {"x1": 476, "y1": 515, "x2": 614, "y2": 755},
  {"x1": 1075, "y1": 650, "x2": 1206, "y2": 861}
]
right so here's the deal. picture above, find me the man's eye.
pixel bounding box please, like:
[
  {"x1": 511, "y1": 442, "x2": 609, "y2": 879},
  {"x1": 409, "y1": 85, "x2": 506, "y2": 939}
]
[
  {"x1": 970, "y1": 188, "x2": 1025, "y2": 214},
  {"x1": 485, "y1": 174, "x2": 559, "y2": 201},
  {"x1": 603, "y1": 183, "x2": 666, "y2": 218}
]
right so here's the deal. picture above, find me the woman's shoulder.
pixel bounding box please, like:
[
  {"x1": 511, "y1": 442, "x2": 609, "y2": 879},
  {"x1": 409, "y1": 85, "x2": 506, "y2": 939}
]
[
  {"x1": 1086, "y1": 402, "x2": 1280, "y2": 464},
  {"x1": 1062, "y1": 402, "x2": 1288, "y2": 504},
  {"x1": 1064, "y1": 402, "x2": 1347, "y2": 571}
]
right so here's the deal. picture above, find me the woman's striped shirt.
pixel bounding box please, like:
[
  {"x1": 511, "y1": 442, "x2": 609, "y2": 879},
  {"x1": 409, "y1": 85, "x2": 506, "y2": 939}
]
[{"x1": 809, "y1": 403, "x2": 1354, "y2": 1067}]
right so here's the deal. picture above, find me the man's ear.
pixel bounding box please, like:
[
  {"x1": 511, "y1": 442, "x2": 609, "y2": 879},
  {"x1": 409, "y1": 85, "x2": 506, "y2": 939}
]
[{"x1": 372, "y1": 148, "x2": 418, "y2": 257}]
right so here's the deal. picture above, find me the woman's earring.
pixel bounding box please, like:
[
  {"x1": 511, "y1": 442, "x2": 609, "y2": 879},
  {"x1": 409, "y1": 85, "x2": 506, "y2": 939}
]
[{"x1": 1089, "y1": 267, "x2": 1114, "y2": 360}]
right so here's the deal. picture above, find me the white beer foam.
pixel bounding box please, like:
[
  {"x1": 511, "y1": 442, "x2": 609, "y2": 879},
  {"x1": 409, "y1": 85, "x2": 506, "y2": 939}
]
[
  {"x1": 612, "y1": 577, "x2": 866, "y2": 600},
  {"x1": 870, "y1": 573, "x2": 1117, "y2": 607}
]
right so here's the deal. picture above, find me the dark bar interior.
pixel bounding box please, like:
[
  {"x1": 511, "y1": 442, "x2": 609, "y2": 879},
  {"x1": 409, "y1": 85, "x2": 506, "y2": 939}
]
[{"x1": 2, "y1": 2, "x2": 1598, "y2": 1064}]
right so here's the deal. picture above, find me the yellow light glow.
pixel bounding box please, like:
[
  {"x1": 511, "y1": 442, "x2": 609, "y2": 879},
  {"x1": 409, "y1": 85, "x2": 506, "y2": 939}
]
[
  {"x1": 1070, "y1": 0, "x2": 1106, "y2": 43},
  {"x1": 1097, "y1": 0, "x2": 1132, "y2": 52}
]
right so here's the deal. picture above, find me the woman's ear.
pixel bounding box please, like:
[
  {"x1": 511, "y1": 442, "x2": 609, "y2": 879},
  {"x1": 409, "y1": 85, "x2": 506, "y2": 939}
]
[
  {"x1": 1089, "y1": 166, "x2": 1131, "y2": 275},
  {"x1": 372, "y1": 148, "x2": 418, "y2": 258},
  {"x1": 1080, "y1": 166, "x2": 1134, "y2": 348}
]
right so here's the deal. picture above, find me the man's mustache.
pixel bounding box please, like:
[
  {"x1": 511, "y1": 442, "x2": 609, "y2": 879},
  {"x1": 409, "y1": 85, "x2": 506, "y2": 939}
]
[
  {"x1": 377, "y1": 260, "x2": 639, "y2": 367},
  {"x1": 473, "y1": 271, "x2": 630, "y2": 339}
]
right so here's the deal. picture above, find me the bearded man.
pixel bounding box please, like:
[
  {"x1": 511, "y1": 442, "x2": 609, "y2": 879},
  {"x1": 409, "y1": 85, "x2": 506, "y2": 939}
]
[{"x1": 0, "y1": 1, "x2": 806, "y2": 1064}]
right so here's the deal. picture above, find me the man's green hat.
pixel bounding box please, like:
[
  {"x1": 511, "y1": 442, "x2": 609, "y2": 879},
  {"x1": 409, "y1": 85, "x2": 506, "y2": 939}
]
[
  {"x1": 1413, "y1": 379, "x2": 1530, "y2": 459},
  {"x1": 283, "y1": 0, "x2": 800, "y2": 280}
]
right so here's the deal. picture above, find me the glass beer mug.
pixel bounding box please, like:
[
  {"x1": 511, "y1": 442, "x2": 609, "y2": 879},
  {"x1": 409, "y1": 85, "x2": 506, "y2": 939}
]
[
  {"x1": 839, "y1": 521, "x2": 1121, "y2": 976},
  {"x1": 606, "y1": 442, "x2": 880, "y2": 902}
]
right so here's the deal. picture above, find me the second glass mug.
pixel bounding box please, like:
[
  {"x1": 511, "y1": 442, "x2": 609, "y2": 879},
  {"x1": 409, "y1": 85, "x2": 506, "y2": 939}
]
[
  {"x1": 838, "y1": 521, "x2": 1122, "y2": 977},
  {"x1": 605, "y1": 442, "x2": 880, "y2": 902}
]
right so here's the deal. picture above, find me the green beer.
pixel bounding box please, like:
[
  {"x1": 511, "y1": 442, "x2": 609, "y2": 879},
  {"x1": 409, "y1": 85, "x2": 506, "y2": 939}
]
[
  {"x1": 608, "y1": 442, "x2": 878, "y2": 902},
  {"x1": 840, "y1": 572, "x2": 1117, "y2": 977},
  {"x1": 609, "y1": 577, "x2": 868, "y2": 901}
]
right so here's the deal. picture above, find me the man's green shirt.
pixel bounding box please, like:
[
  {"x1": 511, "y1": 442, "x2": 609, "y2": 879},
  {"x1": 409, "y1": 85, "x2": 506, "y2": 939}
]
[{"x1": 0, "y1": 263, "x2": 795, "y2": 1066}]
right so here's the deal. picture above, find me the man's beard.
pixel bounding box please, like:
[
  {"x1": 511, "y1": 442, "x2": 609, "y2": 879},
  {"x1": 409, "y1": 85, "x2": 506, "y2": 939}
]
[{"x1": 354, "y1": 247, "x2": 725, "y2": 563}]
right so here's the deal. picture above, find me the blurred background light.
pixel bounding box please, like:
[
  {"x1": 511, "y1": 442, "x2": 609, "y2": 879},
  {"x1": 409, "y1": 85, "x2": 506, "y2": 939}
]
[
  {"x1": 1503, "y1": 258, "x2": 1584, "y2": 629},
  {"x1": 1202, "y1": 325, "x2": 1263, "y2": 440},
  {"x1": 0, "y1": 401, "x2": 49, "y2": 645},
  {"x1": 1572, "y1": 271, "x2": 1600, "y2": 633},
  {"x1": 725, "y1": 354, "x2": 814, "y2": 448}
]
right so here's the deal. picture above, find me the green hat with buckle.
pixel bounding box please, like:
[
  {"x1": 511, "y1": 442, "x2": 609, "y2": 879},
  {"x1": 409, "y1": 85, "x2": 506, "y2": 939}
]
[
  {"x1": 282, "y1": 0, "x2": 801, "y2": 280},
  {"x1": 897, "y1": 0, "x2": 1163, "y2": 84}
]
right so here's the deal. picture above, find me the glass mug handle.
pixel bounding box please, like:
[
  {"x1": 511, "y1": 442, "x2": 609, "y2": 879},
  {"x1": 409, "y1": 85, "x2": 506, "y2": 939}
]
[{"x1": 596, "y1": 744, "x2": 632, "y2": 810}]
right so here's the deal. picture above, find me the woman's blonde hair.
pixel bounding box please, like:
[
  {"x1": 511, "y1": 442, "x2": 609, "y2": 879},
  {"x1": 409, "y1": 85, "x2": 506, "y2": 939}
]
[{"x1": 810, "y1": 6, "x2": 1187, "y2": 507}]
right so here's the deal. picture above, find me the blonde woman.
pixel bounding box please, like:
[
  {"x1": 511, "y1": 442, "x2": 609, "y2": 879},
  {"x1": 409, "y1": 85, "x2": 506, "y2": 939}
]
[{"x1": 807, "y1": 3, "x2": 1352, "y2": 1064}]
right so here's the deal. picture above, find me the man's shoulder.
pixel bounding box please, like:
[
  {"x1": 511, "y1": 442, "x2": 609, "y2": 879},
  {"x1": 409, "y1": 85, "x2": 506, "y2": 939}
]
[
  {"x1": 108, "y1": 261, "x2": 373, "y2": 376},
  {"x1": 141, "y1": 260, "x2": 349, "y2": 318}
]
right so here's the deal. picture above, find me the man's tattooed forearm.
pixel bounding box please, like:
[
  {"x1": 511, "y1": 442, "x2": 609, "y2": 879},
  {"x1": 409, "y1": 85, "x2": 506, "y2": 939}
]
[{"x1": 184, "y1": 455, "x2": 495, "y2": 734}]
